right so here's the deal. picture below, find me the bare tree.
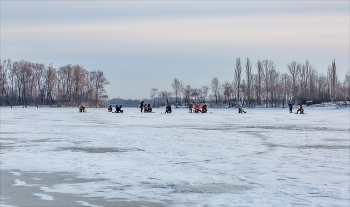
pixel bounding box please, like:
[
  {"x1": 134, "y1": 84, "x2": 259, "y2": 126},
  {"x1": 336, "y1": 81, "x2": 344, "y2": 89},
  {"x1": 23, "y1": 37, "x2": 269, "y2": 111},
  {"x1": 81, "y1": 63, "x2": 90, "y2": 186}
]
[
  {"x1": 190, "y1": 88, "x2": 203, "y2": 103},
  {"x1": 328, "y1": 59, "x2": 337, "y2": 102},
  {"x1": 182, "y1": 84, "x2": 192, "y2": 103},
  {"x1": 158, "y1": 91, "x2": 172, "y2": 105},
  {"x1": 222, "y1": 81, "x2": 234, "y2": 107},
  {"x1": 308, "y1": 68, "x2": 318, "y2": 102},
  {"x1": 7, "y1": 60, "x2": 17, "y2": 105},
  {"x1": 299, "y1": 60, "x2": 311, "y2": 104},
  {"x1": 72, "y1": 65, "x2": 89, "y2": 105},
  {"x1": 43, "y1": 64, "x2": 57, "y2": 105},
  {"x1": 150, "y1": 88, "x2": 158, "y2": 107},
  {"x1": 317, "y1": 73, "x2": 330, "y2": 102},
  {"x1": 32, "y1": 63, "x2": 46, "y2": 104},
  {"x1": 211, "y1": 77, "x2": 220, "y2": 104},
  {"x1": 256, "y1": 60, "x2": 263, "y2": 105},
  {"x1": 0, "y1": 59, "x2": 9, "y2": 105},
  {"x1": 58, "y1": 64, "x2": 74, "y2": 104},
  {"x1": 90, "y1": 70, "x2": 110, "y2": 106},
  {"x1": 345, "y1": 70, "x2": 350, "y2": 101},
  {"x1": 287, "y1": 61, "x2": 300, "y2": 102},
  {"x1": 268, "y1": 68, "x2": 279, "y2": 107},
  {"x1": 260, "y1": 59, "x2": 275, "y2": 107},
  {"x1": 14, "y1": 60, "x2": 34, "y2": 105},
  {"x1": 201, "y1": 85, "x2": 209, "y2": 103},
  {"x1": 171, "y1": 78, "x2": 183, "y2": 107},
  {"x1": 234, "y1": 58, "x2": 242, "y2": 106},
  {"x1": 245, "y1": 58, "x2": 253, "y2": 107},
  {"x1": 280, "y1": 73, "x2": 291, "y2": 107}
]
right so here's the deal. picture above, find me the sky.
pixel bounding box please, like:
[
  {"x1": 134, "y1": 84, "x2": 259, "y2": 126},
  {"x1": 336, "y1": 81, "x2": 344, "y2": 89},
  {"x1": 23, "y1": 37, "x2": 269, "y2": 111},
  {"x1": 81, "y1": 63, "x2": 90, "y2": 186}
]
[{"x1": 1, "y1": 0, "x2": 349, "y2": 100}]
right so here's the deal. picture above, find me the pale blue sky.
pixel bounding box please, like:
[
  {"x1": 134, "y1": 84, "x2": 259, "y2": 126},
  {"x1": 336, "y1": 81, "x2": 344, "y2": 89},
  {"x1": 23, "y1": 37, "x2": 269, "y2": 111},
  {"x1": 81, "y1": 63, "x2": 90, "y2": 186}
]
[{"x1": 1, "y1": 1, "x2": 349, "y2": 99}]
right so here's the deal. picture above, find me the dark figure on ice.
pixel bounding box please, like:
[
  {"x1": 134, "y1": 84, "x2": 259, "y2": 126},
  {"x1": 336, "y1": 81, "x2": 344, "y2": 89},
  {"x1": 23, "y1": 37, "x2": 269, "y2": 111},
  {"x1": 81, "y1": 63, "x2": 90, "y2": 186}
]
[
  {"x1": 288, "y1": 101, "x2": 294, "y2": 113},
  {"x1": 238, "y1": 105, "x2": 246, "y2": 113},
  {"x1": 165, "y1": 105, "x2": 172, "y2": 113},
  {"x1": 201, "y1": 104, "x2": 207, "y2": 113},
  {"x1": 146, "y1": 104, "x2": 152, "y2": 112},
  {"x1": 115, "y1": 105, "x2": 123, "y2": 113},
  {"x1": 189, "y1": 102, "x2": 193, "y2": 113},
  {"x1": 296, "y1": 105, "x2": 304, "y2": 114},
  {"x1": 188, "y1": 102, "x2": 193, "y2": 113},
  {"x1": 140, "y1": 101, "x2": 144, "y2": 112},
  {"x1": 79, "y1": 105, "x2": 86, "y2": 112},
  {"x1": 108, "y1": 105, "x2": 113, "y2": 112}
]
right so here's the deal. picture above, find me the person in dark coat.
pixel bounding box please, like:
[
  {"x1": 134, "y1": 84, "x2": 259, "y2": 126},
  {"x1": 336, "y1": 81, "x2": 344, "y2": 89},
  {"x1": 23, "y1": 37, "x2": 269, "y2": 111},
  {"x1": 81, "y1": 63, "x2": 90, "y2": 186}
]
[
  {"x1": 115, "y1": 105, "x2": 123, "y2": 113},
  {"x1": 147, "y1": 104, "x2": 152, "y2": 112},
  {"x1": 201, "y1": 104, "x2": 207, "y2": 113},
  {"x1": 165, "y1": 105, "x2": 172, "y2": 113},
  {"x1": 288, "y1": 101, "x2": 294, "y2": 113},
  {"x1": 189, "y1": 102, "x2": 193, "y2": 113},
  {"x1": 140, "y1": 101, "x2": 144, "y2": 112},
  {"x1": 79, "y1": 105, "x2": 86, "y2": 112}
]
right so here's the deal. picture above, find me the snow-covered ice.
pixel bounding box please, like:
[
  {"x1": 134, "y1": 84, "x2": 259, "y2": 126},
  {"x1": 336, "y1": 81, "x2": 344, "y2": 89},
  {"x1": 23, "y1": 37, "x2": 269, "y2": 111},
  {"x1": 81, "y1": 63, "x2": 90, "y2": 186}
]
[
  {"x1": 33, "y1": 193, "x2": 54, "y2": 201},
  {"x1": 12, "y1": 179, "x2": 27, "y2": 187},
  {"x1": 1, "y1": 106, "x2": 349, "y2": 206}
]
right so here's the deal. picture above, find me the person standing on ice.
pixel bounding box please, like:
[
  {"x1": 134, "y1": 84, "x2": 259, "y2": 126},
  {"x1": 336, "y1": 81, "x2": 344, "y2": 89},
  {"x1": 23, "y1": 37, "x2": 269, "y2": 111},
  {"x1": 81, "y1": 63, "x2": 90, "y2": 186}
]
[
  {"x1": 140, "y1": 101, "x2": 144, "y2": 112},
  {"x1": 189, "y1": 102, "x2": 193, "y2": 113},
  {"x1": 288, "y1": 101, "x2": 294, "y2": 113}
]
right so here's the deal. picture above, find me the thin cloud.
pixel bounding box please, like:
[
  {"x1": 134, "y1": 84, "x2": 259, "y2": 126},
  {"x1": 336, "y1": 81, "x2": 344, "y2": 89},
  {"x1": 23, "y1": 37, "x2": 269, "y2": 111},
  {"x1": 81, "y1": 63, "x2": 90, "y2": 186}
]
[{"x1": 2, "y1": 12, "x2": 348, "y2": 53}]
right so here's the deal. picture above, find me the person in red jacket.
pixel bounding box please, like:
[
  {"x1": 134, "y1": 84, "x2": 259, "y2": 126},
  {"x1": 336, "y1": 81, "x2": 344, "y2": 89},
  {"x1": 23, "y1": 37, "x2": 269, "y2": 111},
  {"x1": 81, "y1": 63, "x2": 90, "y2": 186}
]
[{"x1": 194, "y1": 104, "x2": 201, "y2": 113}]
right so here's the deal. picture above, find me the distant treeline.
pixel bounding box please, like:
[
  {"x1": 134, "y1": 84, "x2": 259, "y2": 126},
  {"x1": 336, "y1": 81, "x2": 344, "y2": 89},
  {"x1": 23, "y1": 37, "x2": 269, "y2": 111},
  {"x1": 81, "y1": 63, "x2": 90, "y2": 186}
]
[
  {"x1": 108, "y1": 98, "x2": 167, "y2": 108},
  {"x1": 0, "y1": 59, "x2": 110, "y2": 106},
  {"x1": 151, "y1": 58, "x2": 350, "y2": 108},
  {"x1": 108, "y1": 98, "x2": 142, "y2": 107}
]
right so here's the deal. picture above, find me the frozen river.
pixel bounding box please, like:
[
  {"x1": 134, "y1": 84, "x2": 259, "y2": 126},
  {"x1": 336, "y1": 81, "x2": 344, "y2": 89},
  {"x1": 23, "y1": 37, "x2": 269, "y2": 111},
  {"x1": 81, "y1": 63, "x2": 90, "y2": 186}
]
[{"x1": 1, "y1": 106, "x2": 349, "y2": 206}]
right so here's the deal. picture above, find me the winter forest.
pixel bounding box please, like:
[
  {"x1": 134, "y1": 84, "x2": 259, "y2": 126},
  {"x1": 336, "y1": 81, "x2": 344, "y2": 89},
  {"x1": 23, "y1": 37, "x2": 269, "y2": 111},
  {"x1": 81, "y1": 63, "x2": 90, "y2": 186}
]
[
  {"x1": 0, "y1": 59, "x2": 110, "y2": 107},
  {"x1": 1, "y1": 58, "x2": 349, "y2": 108},
  {"x1": 153, "y1": 58, "x2": 350, "y2": 108}
]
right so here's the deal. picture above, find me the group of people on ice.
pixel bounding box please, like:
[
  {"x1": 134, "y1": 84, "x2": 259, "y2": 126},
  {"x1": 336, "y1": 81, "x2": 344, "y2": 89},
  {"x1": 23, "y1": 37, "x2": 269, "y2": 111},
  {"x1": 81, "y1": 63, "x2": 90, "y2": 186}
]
[
  {"x1": 288, "y1": 101, "x2": 304, "y2": 114},
  {"x1": 139, "y1": 101, "x2": 153, "y2": 113},
  {"x1": 108, "y1": 105, "x2": 123, "y2": 113},
  {"x1": 188, "y1": 103, "x2": 208, "y2": 113},
  {"x1": 103, "y1": 101, "x2": 305, "y2": 114}
]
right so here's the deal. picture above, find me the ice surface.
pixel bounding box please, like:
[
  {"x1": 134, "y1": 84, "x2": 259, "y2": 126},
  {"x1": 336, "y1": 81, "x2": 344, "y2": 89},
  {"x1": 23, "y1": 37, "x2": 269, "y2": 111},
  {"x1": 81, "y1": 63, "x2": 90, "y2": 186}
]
[
  {"x1": 33, "y1": 193, "x2": 54, "y2": 200},
  {"x1": 0, "y1": 203, "x2": 17, "y2": 207},
  {"x1": 76, "y1": 200, "x2": 103, "y2": 207},
  {"x1": 12, "y1": 179, "x2": 26, "y2": 187},
  {"x1": 1, "y1": 106, "x2": 349, "y2": 206}
]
